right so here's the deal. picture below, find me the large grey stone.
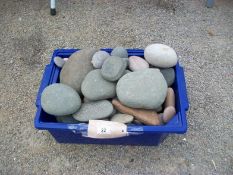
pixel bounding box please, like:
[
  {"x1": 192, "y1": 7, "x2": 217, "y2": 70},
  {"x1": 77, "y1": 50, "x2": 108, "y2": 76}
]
[
  {"x1": 81, "y1": 69, "x2": 116, "y2": 100},
  {"x1": 160, "y1": 68, "x2": 175, "y2": 86},
  {"x1": 116, "y1": 68, "x2": 167, "y2": 109},
  {"x1": 72, "y1": 100, "x2": 114, "y2": 122},
  {"x1": 101, "y1": 56, "x2": 127, "y2": 81},
  {"x1": 41, "y1": 83, "x2": 81, "y2": 116},
  {"x1": 60, "y1": 49, "x2": 97, "y2": 93}
]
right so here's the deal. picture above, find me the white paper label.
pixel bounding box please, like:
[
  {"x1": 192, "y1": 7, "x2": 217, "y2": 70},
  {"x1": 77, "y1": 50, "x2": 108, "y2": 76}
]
[{"x1": 87, "y1": 120, "x2": 128, "y2": 139}]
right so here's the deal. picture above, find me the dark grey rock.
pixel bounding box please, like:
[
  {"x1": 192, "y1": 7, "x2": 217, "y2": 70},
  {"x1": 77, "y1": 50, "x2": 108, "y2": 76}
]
[
  {"x1": 72, "y1": 100, "x2": 114, "y2": 122},
  {"x1": 160, "y1": 68, "x2": 175, "y2": 86},
  {"x1": 101, "y1": 56, "x2": 127, "y2": 81},
  {"x1": 81, "y1": 69, "x2": 116, "y2": 100},
  {"x1": 60, "y1": 49, "x2": 97, "y2": 93},
  {"x1": 41, "y1": 83, "x2": 81, "y2": 116},
  {"x1": 116, "y1": 68, "x2": 167, "y2": 109}
]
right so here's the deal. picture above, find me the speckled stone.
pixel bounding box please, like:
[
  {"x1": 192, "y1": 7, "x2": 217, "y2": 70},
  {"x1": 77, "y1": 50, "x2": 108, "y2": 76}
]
[
  {"x1": 91, "y1": 50, "x2": 110, "y2": 68},
  {"x1": 72, "y1": 100, "x2": 114, "y2": 122},
  {"x1": 81, "y1": 69, "x2": 116, "y2": 100},
  {"x1": 116, "y1": 68, "x2": 168, "y2": 109},
  {"x1": 41, "y1": 83, "x2": 81, "y2": 116},
  {"x1": 160, "y1": 68, "x2": 175, "y2": 86},
  {"x1": 60, "y1": 49, "x2": 97, "y2": 93},
  {"x1": 110, "y1": 113, "x2": 134, "y2": 123},
  {"x1": 101, "y1": 56, "x2": 127, "y2": 81},
  {"x1": 111, "y1": 47, "x2": 128, "y2": 58},
  {"x1": 54, "y1": 56, "x2": 65, "y2": 68}
]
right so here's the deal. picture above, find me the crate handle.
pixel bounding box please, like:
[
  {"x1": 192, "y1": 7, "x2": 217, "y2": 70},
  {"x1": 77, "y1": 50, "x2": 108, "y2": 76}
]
[
  {"x1": 178, "y1": 66, "x2": 189, "y2": 111},
  {"x1": 36, "y1": 65, "x2": 53, "y2": 107}
]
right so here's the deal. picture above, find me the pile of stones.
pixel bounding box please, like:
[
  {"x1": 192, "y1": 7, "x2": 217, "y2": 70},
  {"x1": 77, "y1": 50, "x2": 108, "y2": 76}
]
[{"x1": 41, "y1": 44, "x2": 178, "y2": 125}]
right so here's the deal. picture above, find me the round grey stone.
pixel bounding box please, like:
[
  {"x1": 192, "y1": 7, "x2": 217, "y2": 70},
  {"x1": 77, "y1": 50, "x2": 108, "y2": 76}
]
[
  {"x1": 116, "y1": 68, "x2": 167, "y2": 109},
  {"x1": 72, "y1": 100, "x2": 114, "y2": 122},
  {"x1": 41, "y1": 83, "x2": 81, "y2": 116},
  {"x1": 54, "y1": 56, "x2": 65, "y2": 68},
  {"x1": 111, "y1": 47, "x2": 128, "y2": 58},
  {"x1": 160, "y1": 68, "x2": 175, "y2": 86},
  {"x1": 91, "y1": 51, "x2": 110, "y2": 68},
  {"x1": 56, "y1": 115, "x2": 79, "y2": 123},
  {"x1": 101, "y1": 56, "x2": 127, "y2": 81},
  {"x1": 81, "y1": 69, "x2": 116, "y2": 100},
  {"x1": 111, "y1": 113, "x2": 134, "y2": 123},
  {"x1": 60, "y1": 49, "x2": 97, "y2": 93}
]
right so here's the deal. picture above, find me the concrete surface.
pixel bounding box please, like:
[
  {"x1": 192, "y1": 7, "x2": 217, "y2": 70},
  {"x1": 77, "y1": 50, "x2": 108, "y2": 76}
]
[{"x1": 0, "y1": 0, "x2": 232, "y2": 174}]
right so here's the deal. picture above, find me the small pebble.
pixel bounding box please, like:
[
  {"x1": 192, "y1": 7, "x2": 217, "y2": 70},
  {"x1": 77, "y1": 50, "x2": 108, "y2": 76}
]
[
  {"x1": 111, "y1": 113, "x2": 134, "y2": 124},
  {"x1": 91, "y1": 51, "x2": 110, "y2": 68},
  {"x1": 129, "y1": 56, "x2": 149, "y2": 71},
  {"x1": 64, "y1": 58, "x2": 69, "y2": 61},
  {"x1": 111, "y1": 47, "x2": 128, "y2": 58},
  {"x1": 54, "y1": 56, "x2": 65, "y2": 68}
]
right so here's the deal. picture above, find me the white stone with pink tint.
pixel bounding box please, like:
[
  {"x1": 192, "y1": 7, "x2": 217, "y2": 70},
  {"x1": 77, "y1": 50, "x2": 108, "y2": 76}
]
[{"x1": 129, "y1": 56, "x2": 149, "y2": 71}]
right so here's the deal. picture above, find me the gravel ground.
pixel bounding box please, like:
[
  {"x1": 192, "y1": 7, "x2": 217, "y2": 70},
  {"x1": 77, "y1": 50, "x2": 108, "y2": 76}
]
[{"x1": 0, "y1": 0, "x2": 233, "y2": 174}]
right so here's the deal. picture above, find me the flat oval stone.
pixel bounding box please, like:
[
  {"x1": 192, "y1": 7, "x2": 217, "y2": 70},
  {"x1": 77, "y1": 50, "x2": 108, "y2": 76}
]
[
  {"x1": 129, "y1": 56, "x2": 149, "y2": 71},
  {"x1": 60, "y1": 49, "x2": 97, "y2": 93},
  {"x1": 116, "y1": 68, "x2": 167, "y2": 109},
  {"x1": 91, "y1": 51, "x2": 110, "y2": 68},
  {"x1": 111, "y1": 113, "x2": 134, "y2": 123},
  {"x1": 72, "y1": 100, "x2": 113, "y2": 122},
  {"x1": 160, "y1": 68, "x2": 175, "y2": 86},
  {"x1": 101, "y1": 56, "x2": 127, "y2": 81},
  {"x1": 144, "y1": 44, "x2": 178, "y2": 68},
  {"x1": 41, "y1": 83, "x2": 81, "y2": 116},
  {"x1": 81, "y1": 69, "x2": 116, "y2": 100},
  {"x1": 111, "y1": 47, "x2": 128, "y2": 58},
  {"x1": 54, "y1": 56, "x2": 65, "y2": 68}
]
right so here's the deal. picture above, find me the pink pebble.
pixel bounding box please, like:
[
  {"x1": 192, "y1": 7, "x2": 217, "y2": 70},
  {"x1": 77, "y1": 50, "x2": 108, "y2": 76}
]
[
  {"x1": 64, "y1": 58, "x2": 69, "y2": 61},
  {"x1": 129, "y1": 56, "x2": 149, "y2": 71}
]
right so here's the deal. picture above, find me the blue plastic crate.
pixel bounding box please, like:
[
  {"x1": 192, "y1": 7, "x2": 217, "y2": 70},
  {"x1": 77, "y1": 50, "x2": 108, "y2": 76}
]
[{"x1": 34, "y1": 49, "x2": 189, "y2": 146}]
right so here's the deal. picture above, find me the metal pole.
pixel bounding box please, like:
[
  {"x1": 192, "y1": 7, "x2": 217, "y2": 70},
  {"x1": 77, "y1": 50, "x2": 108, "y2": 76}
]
[{"x1": 50, "y1": 0, "x2": 56, "y2": 15}]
